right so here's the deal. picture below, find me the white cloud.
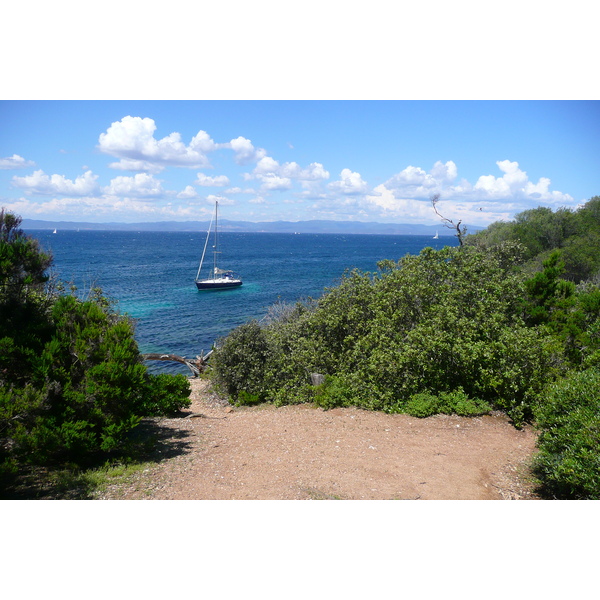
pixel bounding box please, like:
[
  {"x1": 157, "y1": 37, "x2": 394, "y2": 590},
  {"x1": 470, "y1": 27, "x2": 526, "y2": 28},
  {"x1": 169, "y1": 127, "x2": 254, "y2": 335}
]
[
  {"x1": 195, "y1": 173, "x2": 230, "y2": 187},
  {"x1": 0, "y1": 154, "x2": 35, "y2": 170},
  {"x1": 472, "y1": 160, "x2": 574, "y2": 204},
  {"x1": 228, "y1": 136, "x2": 267, "y2": 165},
  {"x1": 107, "y1": 158, "x2": 165, "y2": 174},
  {"x1": 177, "y1": 185, "x2": 201, "y2": 199},
  {"x1": 104, "y1": 173, "x2": 165, "y2": 198},
  {"x1": 12, "y1": 169, "x2": 100, "y2": 196},
  {"x1": 98, "y1": 116, "x2": 216, "y2": 170},
  {"x1": 253, "y1": 157, "x2": 330, "y2": 182},
  {"x1": 328, "y1": 168, "x2": 368, "y2": 195},
  {"x1": 383, "y1": 161, "x2": 457, "y2": 197},
  {"x1": 365, "y1": 184, "x2": 433, "y2": 220},
  {"x1": 259, "y1": 174, "x2": 292, "y2": 191}
]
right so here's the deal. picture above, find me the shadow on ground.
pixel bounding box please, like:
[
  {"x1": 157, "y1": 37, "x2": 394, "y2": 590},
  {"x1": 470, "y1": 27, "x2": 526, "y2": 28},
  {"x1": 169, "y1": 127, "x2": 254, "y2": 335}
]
[{"x1": 0, "y1": 416, "x2": 195, "y2": 500}]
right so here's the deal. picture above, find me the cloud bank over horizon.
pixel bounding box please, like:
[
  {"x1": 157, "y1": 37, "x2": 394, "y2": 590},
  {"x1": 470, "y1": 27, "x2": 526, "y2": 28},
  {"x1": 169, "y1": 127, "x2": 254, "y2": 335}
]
[{"x1": 2, "y1": 114, "x2": 581, "y2": 226}]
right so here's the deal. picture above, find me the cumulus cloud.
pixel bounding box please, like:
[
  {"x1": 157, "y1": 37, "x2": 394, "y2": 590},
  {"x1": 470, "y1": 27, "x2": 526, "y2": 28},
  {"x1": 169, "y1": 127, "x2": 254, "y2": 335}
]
[
  {"x1": 195, "y1": 173, "x2": 230, "y2": 187},
  {"x1": 107, "y1": 158, "x2": 165, "y2": 174},
  {"x1": 177, "y1": 185, "x2": 201, "y2": 199},
  {"x1": 98, "y1": 116, "x2": 217, "y2": 170},
  {"x1": 364, "y1": 184, "x2": 455, "y2": 224},
  {"x1": 383, "y1": 161, "x2": 457, "y2": 197},
  {"x1": 259, "y1": 174, "x2": 292, "y2": 191},
  {"x1": 472, "y1": 160, "x2": 574, "y2": 205},
  {"x1": 328, "y1": 169, "x2": 368, "y2": 195},
  {"x1": 253, "y1": 157, "x2": 329, "y2": 181},
  {"x1": 12, "y1": 169, "x2": 100, "y2": 196},
  {"x1": 0, "y1": 154, "x2": 35, "y2": 170},
  {"x1": 103, "y1": 173, "x2": 165, "y2": 198},
  {"x1": 228, "y1": 136, "x2": 267, "y2": 165}
]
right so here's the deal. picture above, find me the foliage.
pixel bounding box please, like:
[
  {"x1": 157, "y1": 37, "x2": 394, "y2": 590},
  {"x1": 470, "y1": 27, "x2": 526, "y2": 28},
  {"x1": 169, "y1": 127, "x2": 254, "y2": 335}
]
[
  {"x1": 466, "y1": 196, "x2": 600, "y2": 283},
  {"x1": 211, "y1": 320, "x2": 271, "y2": 402},
  {"x1": 403, "y1": 389, "x2": 492, "y2": 418},
  {"x1": 0, "y1": 210, "x2": 190, "y2": 478},
  {"x1": 211, "y1": 243, "x2": 562, "y2": 425},
  {"x1": 533, "y1": 368, "x2": 600, "y2": 499}
]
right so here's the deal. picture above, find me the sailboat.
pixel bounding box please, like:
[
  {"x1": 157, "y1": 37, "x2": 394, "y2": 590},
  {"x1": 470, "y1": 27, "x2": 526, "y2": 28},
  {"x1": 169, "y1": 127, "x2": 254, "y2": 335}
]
[
  {"x1": 433, "y1": 231, "x2": 439, "y2": 239},
  {"x1": 195, "y1": 200, "x2": 243, "y2": 290}
]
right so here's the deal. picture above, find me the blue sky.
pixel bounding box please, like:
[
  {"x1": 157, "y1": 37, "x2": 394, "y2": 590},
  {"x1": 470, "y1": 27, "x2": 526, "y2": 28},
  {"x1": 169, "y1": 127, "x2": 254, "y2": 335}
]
[{"x1": 1, "y1": 100, "x2": 598, "y2": 226}]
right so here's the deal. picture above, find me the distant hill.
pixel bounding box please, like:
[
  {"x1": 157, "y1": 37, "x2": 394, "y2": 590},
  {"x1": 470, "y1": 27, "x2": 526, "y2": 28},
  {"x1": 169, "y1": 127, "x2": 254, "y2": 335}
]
[{"x1": 21, "y1": 218, "x2": 482, "y2": 236}]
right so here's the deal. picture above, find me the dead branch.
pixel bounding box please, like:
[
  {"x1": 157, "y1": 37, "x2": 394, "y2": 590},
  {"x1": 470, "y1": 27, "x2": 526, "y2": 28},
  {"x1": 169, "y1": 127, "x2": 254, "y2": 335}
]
[
  {"x1": 431, "y1": 193, "x2": 467, "y2": 246},
  {"x1": 141, "y1": 350, "x2": 213, "y2": 377}
]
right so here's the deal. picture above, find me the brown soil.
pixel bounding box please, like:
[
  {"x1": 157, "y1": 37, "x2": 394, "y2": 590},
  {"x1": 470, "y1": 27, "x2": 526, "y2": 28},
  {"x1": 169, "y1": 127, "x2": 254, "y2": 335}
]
[{"x1": 97, "y1": 378, "x2": 540, "y2": 500}]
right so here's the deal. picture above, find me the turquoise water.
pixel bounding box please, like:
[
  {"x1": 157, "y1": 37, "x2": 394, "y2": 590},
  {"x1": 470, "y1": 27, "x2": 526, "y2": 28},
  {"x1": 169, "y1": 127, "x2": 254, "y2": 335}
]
[{"x1": 31, "y1": 230, "x2": 456, "y2": 373}]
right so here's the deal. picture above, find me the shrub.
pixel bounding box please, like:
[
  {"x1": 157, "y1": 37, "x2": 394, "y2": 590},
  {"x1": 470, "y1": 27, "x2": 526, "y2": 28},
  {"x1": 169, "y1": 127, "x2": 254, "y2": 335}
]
[
  {"x1": 138, "y1": 373, "x2": 191, "y2": 416},
  {"x1": 313, "y1": 375, "x2": 358, "y2": 410},
  {"x1": 404, "y1": 393, "x2": 440, "y2": 418},
  {"x1": 1, "y1": 211, "x2": 192, "y2": 473},
  {"x1": 403, "y1": 389, "x2": 491, "y2": 418},
  {"x1": 533, "y1": 368, "x2": 600, "y2": 499},
  {"x1": 210, "y1": 243, "x2": 562, "y2": 424},
  {"x1": 211, "y1": 320, "x2": 271, "y2": 402}
]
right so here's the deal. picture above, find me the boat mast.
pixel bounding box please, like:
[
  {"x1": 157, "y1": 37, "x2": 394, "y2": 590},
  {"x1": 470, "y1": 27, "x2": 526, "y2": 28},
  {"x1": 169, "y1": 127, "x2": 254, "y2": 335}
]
[
  {"x1": 195, "y1": 204, "x2": 216, "y2": 281},
  {"x1": 213, "y1": 200, "x2": 219, "y2": 277}
]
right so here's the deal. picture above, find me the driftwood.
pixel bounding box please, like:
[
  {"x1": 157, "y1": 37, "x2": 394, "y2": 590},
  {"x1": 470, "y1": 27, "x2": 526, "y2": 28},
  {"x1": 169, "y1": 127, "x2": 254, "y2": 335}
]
[{"x1": 141, "y1": 350, "x2": 213, "y2": 377}]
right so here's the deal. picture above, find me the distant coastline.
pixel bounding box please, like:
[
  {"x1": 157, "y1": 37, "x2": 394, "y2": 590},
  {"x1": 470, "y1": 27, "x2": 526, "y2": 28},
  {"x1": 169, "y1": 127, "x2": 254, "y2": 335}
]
[{"x1": 22, "y1": 217, "x2": 482, "y2": 236}]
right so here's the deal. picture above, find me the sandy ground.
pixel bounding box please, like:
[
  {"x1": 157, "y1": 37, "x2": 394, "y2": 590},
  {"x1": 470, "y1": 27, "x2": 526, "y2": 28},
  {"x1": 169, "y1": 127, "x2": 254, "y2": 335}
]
[{"x1": 97, "y1": 378, "x2": 540, "y2": 500}]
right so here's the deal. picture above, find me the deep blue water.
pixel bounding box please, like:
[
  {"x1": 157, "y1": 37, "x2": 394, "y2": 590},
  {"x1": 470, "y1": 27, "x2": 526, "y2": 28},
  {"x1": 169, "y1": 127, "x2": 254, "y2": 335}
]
[{"x1": 30, "y1": 230, "x2": 457, "y2": 374}]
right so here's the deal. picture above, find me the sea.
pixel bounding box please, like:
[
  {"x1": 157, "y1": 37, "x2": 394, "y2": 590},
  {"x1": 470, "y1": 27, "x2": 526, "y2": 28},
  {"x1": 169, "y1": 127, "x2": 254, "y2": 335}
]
[{"x1": 29, "y1": 230, "x2": 457, "y2": 374}]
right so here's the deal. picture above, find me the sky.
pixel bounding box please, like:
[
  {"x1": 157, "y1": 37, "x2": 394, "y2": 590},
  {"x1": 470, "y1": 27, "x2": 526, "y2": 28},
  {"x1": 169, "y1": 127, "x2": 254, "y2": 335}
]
[{"x1": 1, "y1": 100, "x2": 598, "y2": 227}]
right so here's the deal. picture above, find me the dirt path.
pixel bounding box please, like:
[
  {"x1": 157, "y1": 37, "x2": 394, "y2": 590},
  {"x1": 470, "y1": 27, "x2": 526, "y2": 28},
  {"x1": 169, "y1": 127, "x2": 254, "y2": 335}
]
[{"x1": 98, "y1": 379, "x2": 540, "y2": 500}]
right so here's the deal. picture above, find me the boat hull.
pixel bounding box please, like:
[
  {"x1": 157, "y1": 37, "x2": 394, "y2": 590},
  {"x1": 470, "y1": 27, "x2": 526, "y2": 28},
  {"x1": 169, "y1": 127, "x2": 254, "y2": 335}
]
[{"x1": 195, "y1": 279, "x2": 243, "y2": 290}]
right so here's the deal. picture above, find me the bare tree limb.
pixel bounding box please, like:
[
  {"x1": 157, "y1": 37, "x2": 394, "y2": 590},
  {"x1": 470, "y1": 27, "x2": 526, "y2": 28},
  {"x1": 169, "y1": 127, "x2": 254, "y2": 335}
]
[{"x1": 431, "y1": 193, "x2": 467, "y2": 246}]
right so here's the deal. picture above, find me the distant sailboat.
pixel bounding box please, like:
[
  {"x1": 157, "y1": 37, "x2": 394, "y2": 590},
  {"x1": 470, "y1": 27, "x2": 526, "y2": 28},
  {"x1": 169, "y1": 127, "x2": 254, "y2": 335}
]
[
  {"x1": 433, "y1": 231, "x2": 439, "y2": 239},
  {"x1": 53, "y1": 228, "x2": 57, "y2": 234},
  {"x1": 195, "y1": 200, "x2": 243, "y2": 290}
]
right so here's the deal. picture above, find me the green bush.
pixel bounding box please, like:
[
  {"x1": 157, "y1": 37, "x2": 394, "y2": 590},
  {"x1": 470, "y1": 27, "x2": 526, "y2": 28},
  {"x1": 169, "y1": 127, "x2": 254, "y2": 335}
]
[
  {"x1": 138, "y1": 373, "x2": 191, "y2": 416},
  {"x1": 533, "y1": 368, "x2": 600, "y2": 499},
  {"x1": 313, "y1": 375, "x2": 358, "y2": 410},
  {"x1": 404, "y1": 393, "x2": 440, "y2": 417},
  {"x1": 403, "y1": 389, "x2": 491, "y2": 418},
  {"x1": 211, "y1": 243, "x2": 561, "y2": 424},
  {"x1": 211, "y1": 320, "x2": 271, "y2": 402},
  {"x1": 1, "y1": 210, "x2": 191, "y2": 474}
]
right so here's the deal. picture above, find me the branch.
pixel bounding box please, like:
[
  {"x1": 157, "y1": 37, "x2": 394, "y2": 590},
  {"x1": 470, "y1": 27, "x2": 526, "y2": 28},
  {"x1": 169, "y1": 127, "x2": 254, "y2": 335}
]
[{"x1": 431, "y1": 193, "x2": 466, "y2": 246}]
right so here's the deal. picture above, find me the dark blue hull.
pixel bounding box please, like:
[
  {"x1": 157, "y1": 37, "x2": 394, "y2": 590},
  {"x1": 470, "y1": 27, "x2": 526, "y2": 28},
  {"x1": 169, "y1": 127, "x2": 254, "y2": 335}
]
[{"x1": 195, "y1": 280, "x2": 243, "y2": 290}]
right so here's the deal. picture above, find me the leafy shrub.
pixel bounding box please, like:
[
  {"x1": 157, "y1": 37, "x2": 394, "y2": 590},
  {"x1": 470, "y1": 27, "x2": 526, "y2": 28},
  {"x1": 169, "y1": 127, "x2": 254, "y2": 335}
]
[
  {"x1": 235, "y1": 390, "x2": 263, "y2": 406},
  {"x1": 1, "y1": 211, "x2": 191, "y2": 473},
  {"x1": 211, "y1": 243, "x2": 563, "y2": 424},
  {"x1": 138, "y1": 373, "x2": 191, "y2": 416},
  {"x1": 437, "y1": 389, "x2": 491, "y2": 416},
  {"x1": 313, "y1": 375, "x2": 358, "y2": 410},
  {"x1": 533, "y1": 368, "x2": 600, "y2": 499},
  {"x1": 403, "y1": 389, "x2": 491, "y2": 418},
  {"x1": 211, "y1": 320, "x2": 271, "y2": 402},
  {"x1": 404, "y1": 393, "x2": 440, "y2": 417}
]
